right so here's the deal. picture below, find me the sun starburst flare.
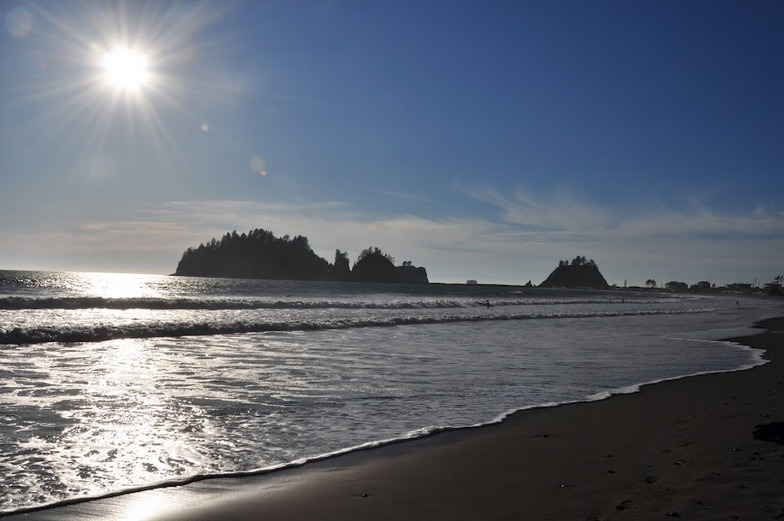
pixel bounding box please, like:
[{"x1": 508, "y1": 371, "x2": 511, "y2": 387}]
[
  {"x1": 101, "y1": 47, "x2": 151, "y2": 93},
  {"x1": 8, "y1": 2, "x2": 247, "y2": 195}
]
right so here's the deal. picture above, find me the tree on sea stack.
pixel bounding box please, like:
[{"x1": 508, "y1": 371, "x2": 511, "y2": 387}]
[
  {"x1": 352, "y1": 247, "x2": 400, "y2": 283},
  {"x1": 330, "y1": 249, "x2": 351, "y2": 281},
  {"x1": 539, "y1": 257, "x2": 609, "y2": 289}
]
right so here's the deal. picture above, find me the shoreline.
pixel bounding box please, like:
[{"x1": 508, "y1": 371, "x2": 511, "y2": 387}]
[{"x1": 6, "y1": 317, "x2": 783, "y2": 520}]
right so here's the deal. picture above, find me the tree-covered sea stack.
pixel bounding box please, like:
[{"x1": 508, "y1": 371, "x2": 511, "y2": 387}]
[
  {"x1": 174, "y1": 229, "x2": 428, "y2": 284},
  {"x1": 539, "y1": 256, "x2": 609, "y2": 289}
]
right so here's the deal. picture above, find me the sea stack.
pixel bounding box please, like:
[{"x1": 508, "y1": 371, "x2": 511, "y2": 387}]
[{"x1": 539, "y1": 256, "x2": 610, "y2": 289}]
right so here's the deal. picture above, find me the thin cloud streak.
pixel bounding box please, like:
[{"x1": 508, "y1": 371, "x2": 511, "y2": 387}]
[
  {"x1": 470, "y1": 188, "x2": 614, "y2": 233},
  {"x1": 468, "y1": 186, "x2": 784, "y2": 240},
  {"x1": 617, "y1": 210, "x2": 784, "y2": 238},
  {"x1": 383, "y1": 191, "x2": 436, "y2": 203}
]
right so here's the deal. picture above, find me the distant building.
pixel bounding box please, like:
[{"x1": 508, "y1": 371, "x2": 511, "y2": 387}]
[
  {"x1": 690, "y1": 281, "x2": 712, "y2": 292},
  {"x1": 765, "y1": 276, "x2": 782, "y2": 296},
  {"x1": 726, "y1": 283, "x2": 754, "y2": 293},
  {"x1": 466, "y1": 279, "x2": 478, "y2": 285}
]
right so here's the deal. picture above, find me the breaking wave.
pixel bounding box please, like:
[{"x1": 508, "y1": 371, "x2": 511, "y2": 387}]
[
  {"x1": 0, "y1": 295, "x2": 682, "y2": 311},
  {"x1": 0, "y1": 308, "x2": 711, "y2": 345}
]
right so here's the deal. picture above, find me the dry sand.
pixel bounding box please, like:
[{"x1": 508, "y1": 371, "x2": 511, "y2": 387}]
[{"x1": 8, "y1": 318, "x2": 784, "y2": 521}]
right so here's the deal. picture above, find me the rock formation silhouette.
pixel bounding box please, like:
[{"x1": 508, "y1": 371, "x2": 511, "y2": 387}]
[
  {"x1": 174, "y1": 229, "x2": 428, "y2": 284},
  {"x1": 539, "y1": 256, "x2": 609, "y2": 289}
]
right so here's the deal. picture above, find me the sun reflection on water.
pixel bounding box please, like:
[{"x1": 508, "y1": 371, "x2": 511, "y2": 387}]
[
  {"x1": 120, "y1": 489, "x2": 185, "y2": 521},
  {"x1": 47, "y1": 338, "x2": 212, "y2": 501},
  {"x1": 80, "y1": 272, "x2": 164, "y2": 299}
]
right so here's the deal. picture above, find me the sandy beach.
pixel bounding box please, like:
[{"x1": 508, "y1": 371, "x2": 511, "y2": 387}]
[{"x1": 7, "y1": 317, "x2": 784, "y2": 521}]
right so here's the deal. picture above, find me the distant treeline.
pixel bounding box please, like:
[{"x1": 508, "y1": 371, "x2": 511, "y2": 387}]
[
  {"x1": 174, "y1": 228, "x2": 429, "y2": 284},
  {"x1": 653, "y1": 279, "x2": 781, "y2": 296}
]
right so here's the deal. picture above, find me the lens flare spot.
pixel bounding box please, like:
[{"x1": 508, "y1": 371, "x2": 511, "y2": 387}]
[
  {"x1": 249, "y1": 156, "x2": 267, "y2": 176},
  {"x1": 5, "y1": 7, "x2": 33, "y2": 37}
]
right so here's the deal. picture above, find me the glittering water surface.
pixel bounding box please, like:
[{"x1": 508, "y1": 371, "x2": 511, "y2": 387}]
[{"x1": 0, "y1": 270, "x2": 779, "y2": 513}]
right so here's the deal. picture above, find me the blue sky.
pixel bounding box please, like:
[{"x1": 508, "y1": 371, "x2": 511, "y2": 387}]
[{"x1": 1, "y1": 0, "x2": 782, "y2": 286}]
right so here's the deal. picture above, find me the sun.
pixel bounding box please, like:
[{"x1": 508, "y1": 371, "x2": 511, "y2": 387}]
[{"x1": 101, "y1": 47, "x2": 151, "y2": 92}]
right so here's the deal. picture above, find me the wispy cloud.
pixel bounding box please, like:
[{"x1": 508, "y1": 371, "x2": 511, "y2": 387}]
[
  {"x1": 383, "y1": 191, "x2": 436, "y2": 203},
  {"x1": 450, "y1": 184, "x2": 784, "y2": 284},
  {"x1": 465, "y1": 185, "x2": 784, "y2": 240},
  {"x1": 3, "y1": 192, "x2": 781, "y2": 286},
  {"x1": 466, "y1": 187, "x2": 614, "y2": 233}
]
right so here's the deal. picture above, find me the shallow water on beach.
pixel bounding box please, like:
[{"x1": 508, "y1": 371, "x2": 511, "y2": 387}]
[{"x1": 0, "y1": 270, "x2": 780, "y2": 514}]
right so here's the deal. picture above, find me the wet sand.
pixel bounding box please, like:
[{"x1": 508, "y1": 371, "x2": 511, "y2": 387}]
[{"x1": 8, "y1": 318, "x2": 784, "y2": 520}]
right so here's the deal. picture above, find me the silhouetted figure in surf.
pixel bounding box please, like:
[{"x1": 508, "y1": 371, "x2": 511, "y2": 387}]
[{"x1": 485, "y1": 300, "x2": 491, "y2": 308}]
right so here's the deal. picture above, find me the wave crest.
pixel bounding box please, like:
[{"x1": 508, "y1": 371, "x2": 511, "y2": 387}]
[{"x1": 0, "y1": 309, "x2": 710, "y2": 345}]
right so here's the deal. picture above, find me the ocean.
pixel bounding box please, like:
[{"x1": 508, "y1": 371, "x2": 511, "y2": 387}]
[{"x1": 0, "y1": 269, "x2": 779, "y2": 515}]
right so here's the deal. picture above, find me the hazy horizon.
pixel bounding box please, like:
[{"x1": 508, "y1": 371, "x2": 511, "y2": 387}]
[{"x1": 1, "y1": 1, "x2": 782, "y2": 286}]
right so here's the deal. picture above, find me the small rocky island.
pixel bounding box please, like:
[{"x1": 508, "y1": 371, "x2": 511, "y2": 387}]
[
  {"x1": 174, "y1": 228, "x2": 429, "y2": 284},
  {"x1": 539, "y1": 256, "x2": 609, "y2": 289}
]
